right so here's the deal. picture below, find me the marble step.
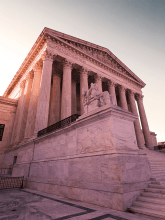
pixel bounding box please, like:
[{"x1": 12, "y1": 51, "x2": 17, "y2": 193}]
[
  {"x1": 151, "y1": 169, "x2": 165, "y2": 170},
  {"x1": 128, "y1": 206, "x2": 165, "y2": 219},
  {"x1": 141, "y1": 192, "x2": 165, "y2": 199},
  {"x1": 151, "y1": 165, "x2": 165, "y2": 167},
  {"x1": 151, "y1": 166, "x2": 165, "y2": 168},
  {"x1": 151, "y1": 181, "x2": 161, "y2": 184},
  {"x1": 151, "y1": 174, "x2": 165, "y2": 178},
  {"x1": 132, "y1": 200, "x2": 165, "y2": 212},
  {"x1": 137, "y1": 196, "x2": 165, "y2": 205},
  {"x1": 145, "y1": 187, "x2": 165, "y2": 194},
  {"x1": 151, "y1": 168, "x2": 165, "y2": 170},
  {"x1": 151, "y1": 176, "x2": 165, "y2": 181}
]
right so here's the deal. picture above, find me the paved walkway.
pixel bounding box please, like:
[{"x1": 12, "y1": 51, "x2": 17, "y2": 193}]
[{"x1": 0, "y1": 188, "x2": 162, "y2": 220}]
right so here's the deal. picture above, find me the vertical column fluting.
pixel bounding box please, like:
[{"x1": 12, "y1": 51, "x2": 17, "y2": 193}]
[
  {"x1": 48, "y1": 65, "x2": 61, "y2": 126},
  {"x1": 79, "y1": 68, "x2": 88, "y2": 115},
  {"x1": 11, "y1": 80, "x2": 26, "y2": 145},
  {"x1": 136, "y1": 94, "x2": 152, "y2": 149},
  {"x1": 71, "y1": 79, "x2": 77, "y2": 115},
  {"x1": 118, "y1": 85, "x2": 128, "y2": 110},
  {"x1": 24, "y1": 61, "x2": 43, "y2": 139},
  {"x1": 108, "y1": 81, "x2": 117, "y2": 105},
  {"x1": 95, "y1": 74, "x2": 102, "y2": 93},
  {"x1": 34, "y1": 51, "x2": 53, "y2": 135},
  {"x1": 127, "y1": 90, "x2": 145, "y2": 149},
  {"x1": 19, "y1": 71, "x2": 34, "y2": 141},
  {"x1": 61, "y1": 60, "x2": 73, "y2": 120}
]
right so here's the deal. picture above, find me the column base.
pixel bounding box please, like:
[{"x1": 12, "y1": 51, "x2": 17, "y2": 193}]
[
  {"x1": 138, "y1": 146, "x2": 144, "y2": 150},
  {"x1": 146, "y1": 146, "x2": 154, "y2": 150}
]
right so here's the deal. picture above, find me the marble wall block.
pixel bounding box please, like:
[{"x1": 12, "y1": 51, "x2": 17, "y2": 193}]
[{"x1": 2, "y1": 104, "x2": 152, "y2": 211}]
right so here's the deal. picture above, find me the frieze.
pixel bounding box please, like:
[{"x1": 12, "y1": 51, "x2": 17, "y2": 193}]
[
  {"x1": 49, "y1": 40, "x2": 86, "y2": 64},
  {"x1": 61, "y1": 39, "x2": 133, "y2": 75}
]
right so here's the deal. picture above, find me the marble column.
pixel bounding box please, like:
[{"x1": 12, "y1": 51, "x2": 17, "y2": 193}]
[
  {"x1": 24, "y1": 61, "x2": 43, "y2": 139},
  {"x1": 71, "y1": 79, "x2": 77, "y2": 115},
  {"x1": 34, "y1": 51, "x2": 53, "y2": 135},
  {"x1": 61, "y1": 60, "x2": 73, "y2": 120},
  {"x1": 19, "y1": 71, "x2": 34, "y2": 141},
  {"x1": 136, "y1": 94, "x2": 152, "y2": 149},
  {"x1": 95, "y1": 74, "x2": 102, "y2": 93},
  {"x1": 79, "y1": 68, "x2": 88, "y2": 115},
  {"x1": 48, "y1": 66, "x2": 61, "y2": 126},
  {"x1": 11, "y1": 80, "x2": 26, "y2": 145},
  {"x1": 108, "y1": 81, "x2": 117, "y2": 105},
  {"x1": 127, "y1": 90, "x2": 145, "y2": 149},
  {"x1": 118, "y1": 85, "x2": 128, "y2": 110}
]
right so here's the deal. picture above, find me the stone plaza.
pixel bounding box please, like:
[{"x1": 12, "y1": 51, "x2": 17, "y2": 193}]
[{"x1": 1, "y1": 28, "x2": 165, "y2": 219}]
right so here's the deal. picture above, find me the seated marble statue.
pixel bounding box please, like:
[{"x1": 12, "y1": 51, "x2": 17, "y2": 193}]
[{"x1": 82, "y1": 83, "x2": 115, "y2": 114}]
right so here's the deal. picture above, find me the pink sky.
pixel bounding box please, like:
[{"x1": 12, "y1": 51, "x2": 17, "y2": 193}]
[{"x1": 0, "y1": 0, "x2": 164, "y2": 142}]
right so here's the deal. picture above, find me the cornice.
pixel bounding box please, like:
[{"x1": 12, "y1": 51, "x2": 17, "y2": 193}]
[{"x1": 3, "y1": 27, "x2": 145, "y2": 97}]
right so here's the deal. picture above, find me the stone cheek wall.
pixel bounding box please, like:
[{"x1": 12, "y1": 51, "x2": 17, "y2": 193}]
[
  {"x1": 0, "y1": 97, "x2": 17, "y2": 154},
  {"x1": 7, "y1": 106, "x2": 151, "y2": 211},
  {"x1": 150, "y1": 132, "x2": 157, "y2": 147}
]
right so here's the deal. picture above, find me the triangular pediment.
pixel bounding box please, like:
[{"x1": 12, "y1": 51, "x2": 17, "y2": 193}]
[
  {"x1": 45, "y1": 28, "x2": 145, "y2": 87},
  {"x1": 4, "y1": 27, "x2": 145, "y2": 97}
]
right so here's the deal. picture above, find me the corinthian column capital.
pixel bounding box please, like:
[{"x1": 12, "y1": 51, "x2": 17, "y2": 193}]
[
  {"x1": 20, "y1": 79, "x2": 26, "y2": 89},
  {"x1": 33, "y1": 61, "x2": 43, "y2": 72},
  {"x1": 107, "y1": 80, "x2": 116, "y2": 88},
  {"x1": 118, "y1": 85, "x2": 127, "y2": 92},
  {"x1": 62, "y1": 59, "x2": 74, "y2": 69},
  {"x1": 94, "y1": 74, "x2": 103, "y2": 82},
  {"x1": 26, "y1": 70, "x2": 34, "y2": 80},
  {"x1": 127, "y1": 89, "x2": 135, "y2": 97},
  {"x1": 41, "y1": 49, "x2": 53, "y2": 61},
  {"x1": 78, "y1": 67, "x2": 89, "y2": 75},
  {"x1": 135, "y1": 93, "x2": 143, "y2": 101}
]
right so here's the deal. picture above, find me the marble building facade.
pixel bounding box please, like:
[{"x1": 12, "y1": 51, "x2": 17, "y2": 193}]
[
  {"x1": 0, "y1": 28, "x2": 156, "y2": 151},
  {"x1": 0, "y1": 28, "x2": 157, "y2": 211}
]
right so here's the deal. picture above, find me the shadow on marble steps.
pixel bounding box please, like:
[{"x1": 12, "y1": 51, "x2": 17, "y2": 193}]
[{"x1": 128, "y1": 178, "x2": 165, "y2": 219}]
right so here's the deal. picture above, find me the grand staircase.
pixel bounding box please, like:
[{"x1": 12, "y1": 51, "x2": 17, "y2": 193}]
[{"x1": 128, "y1": 149, "x2": 165, "y2": 219}]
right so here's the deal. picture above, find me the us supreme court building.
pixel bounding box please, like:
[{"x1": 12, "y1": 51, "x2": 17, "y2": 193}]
[{"x1": 0, "y1": 28, "x2": 157, "y2": 211}]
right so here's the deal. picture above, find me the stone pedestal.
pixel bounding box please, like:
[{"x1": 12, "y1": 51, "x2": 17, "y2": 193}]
[{"x1": 13, "y1": 104, "x2": 152, "y2": 212}]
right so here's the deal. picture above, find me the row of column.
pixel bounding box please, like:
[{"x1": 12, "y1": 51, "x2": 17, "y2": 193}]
[{"x1": 11, "y1": 51, "x2": 152, "y2": 150}]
